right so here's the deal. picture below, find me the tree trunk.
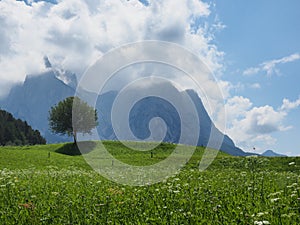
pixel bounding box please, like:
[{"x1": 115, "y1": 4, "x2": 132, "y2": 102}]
[{"x1": 73, "y1": 131, "x2": 77, "y2": 145}]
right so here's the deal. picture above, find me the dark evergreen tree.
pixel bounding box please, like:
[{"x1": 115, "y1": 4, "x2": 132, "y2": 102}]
[{"x1": 0, "y1": 109, "x2": 46, "y2": 146}]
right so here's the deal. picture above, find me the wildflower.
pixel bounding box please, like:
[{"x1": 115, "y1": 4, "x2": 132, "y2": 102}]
[
  {"x1": 257, "y1": 212, "x2": 264, "y2": 217},
  {"x1": 107, "y1": 188, "x2": 123, "y2": 195},
  {"x1": 212, "y1": 204, "x2": 221, "y2": 211},
  {"x1": 288, "y1": 162, "x2": 295, "y2": 166},
  {"x1": 270, "y1": 198, "x2": 280, "y2": 202},
  {"x1": 254, "y1": 222, "x2": 263, "y2": 225},
  {"x1": 241, "y1": 172, "x2": 247, "y2": 176},
  {"x1": 19, "y1": 202, "x2": 34, "y2": 210},
  {"x1": 268, "y1": 191, "x2": 282, "y2": 197},
  {"x1": 254, "y1": 221, "x2": 270, "y2": 225},
  {"x1": 246, "y1": 155, "x2": 258, "y2": 158},
  {"x1": 291, "y1": 183, "x2": 297, "y2": 187},
  {"x1": 95, "y1": 203, "x2": 105, "y2": 207}
]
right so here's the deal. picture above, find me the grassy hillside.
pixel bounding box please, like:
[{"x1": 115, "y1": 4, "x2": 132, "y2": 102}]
[{"x1": 0, "y1": 142, "x2": 299, "y2": 224}]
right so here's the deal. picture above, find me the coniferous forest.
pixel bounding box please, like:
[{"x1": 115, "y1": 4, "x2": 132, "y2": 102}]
[{"x1": 0, "y1": 109, "x2": 46, "y2": 146}]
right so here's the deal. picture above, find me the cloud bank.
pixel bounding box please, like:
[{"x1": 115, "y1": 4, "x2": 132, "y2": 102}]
[
  {"x1": 225, "y1": 96, "x2": 300, "y2": 152},
  {"x1": 0, "y1": 0, "x2": 224, "y2": 98}
]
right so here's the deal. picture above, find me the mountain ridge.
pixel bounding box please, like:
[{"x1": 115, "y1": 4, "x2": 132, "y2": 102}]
[
  {"x1": 1, "y1": 65, "x2": 249, "y2": 156},
  {"x1": 261, "y1": 150, "x2": 287, "y2": 157}
]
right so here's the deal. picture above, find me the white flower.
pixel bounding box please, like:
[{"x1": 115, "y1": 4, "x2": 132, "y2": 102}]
[
  {"x1": 268, "y1": 191, "x2": 282, "y2": 197},
  {"x1": 288, "y1": 162, "x2": 295, "y2": 166},
  {"x1": 291, "y1": 183, "x2": 297, "y2": 187},
  {"x1": 254, "y1": 221, "x2": 270, "y2": 225},
  {"x1": 241, "y1": 172, "x2": 247, "y2": 176},
  {"x1": 257, "y1": 212, "x2": 264, "y2": 217},
  {"x1": 271, "y1": 198, "x2": 280, "y2": 202}
]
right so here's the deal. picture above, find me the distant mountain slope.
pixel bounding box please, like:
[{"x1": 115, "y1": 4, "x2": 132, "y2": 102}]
[
  {"x1": 0, "y1": 109, "x2": 46, "y2": 146},
  {"x1": 0, "y1": 71, "x2": 75, "y2": 143},
  {"x1": 1, "y1": 63, "x2": 248, "y2": 156},
  {"x1": 95, "y1": 82, "x2": 248, "y2": 156},
  {"x1": 0, "y1": 57, "x2": 79, "y2": 143},
  {"x1": 261, "y1": 150, "x2": 287, "y2": 157}
]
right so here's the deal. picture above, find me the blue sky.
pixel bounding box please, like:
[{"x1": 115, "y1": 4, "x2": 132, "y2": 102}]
[
  {"x1": 0, "y1": 0, "x2": 299, "y2": 155},
  {"x1": 212, "y1": 0, "x2": 300, "y2": 155}
]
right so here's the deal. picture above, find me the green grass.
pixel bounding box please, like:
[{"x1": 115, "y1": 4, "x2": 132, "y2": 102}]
[
  {"x1": 0, "y1": 142, "x2": 299, "y2": 224},
  {"x1": 0, "y1": 144, "x2": 90, "y2": 170}
]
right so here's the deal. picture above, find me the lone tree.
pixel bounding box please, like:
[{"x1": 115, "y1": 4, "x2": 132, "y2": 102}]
[{"x1": 49, "y1": 96, "x2": 98, "y2": 144}]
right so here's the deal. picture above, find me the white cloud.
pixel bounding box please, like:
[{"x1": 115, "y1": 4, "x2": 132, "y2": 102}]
[
  {"x1": 225, "y1": 96, "x2": 252, "y2": 121},
  {"x1": 0, "y1": 0, "x2": 225, "y2": 98},
  {"x1": 243, "y1": 67, "x2": 260, "y2": 76},
  {"x1": 226, "y1": 104, "x2": 285, "y2": 151},
  {"x1": 243, "y1": 53, "x2": 300, "y2": 76},
  {"x1": 246, "y1": 106, "x2": 287, "y2": 134},
  {"x1": 280, "y1": 97, "x2": 300, "y2": 111},
  {"x1": 249, "y1": 83, "x2": 261, "y2": 89},
  {"x1": 225, "y1": 95, "x2": 300, "y2": 152}
]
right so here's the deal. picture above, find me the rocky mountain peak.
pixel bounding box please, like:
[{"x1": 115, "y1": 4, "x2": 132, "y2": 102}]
[{"x1": 42, "y1": 56, "x2": 78, "y2": 89}]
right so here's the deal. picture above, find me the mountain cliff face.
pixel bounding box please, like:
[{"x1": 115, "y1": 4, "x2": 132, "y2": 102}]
[
  {"x1": 0, "y1": 71, "x2": 75, "y2": 142},
  {"x1": 1, "y1": 69, "x2": 247, "y2": 156},
  {"x1": 95, "y1": 84, "x2": 247, "y2": 156}
]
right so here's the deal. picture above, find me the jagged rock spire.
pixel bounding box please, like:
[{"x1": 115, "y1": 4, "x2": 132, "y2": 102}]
[{"x1": 43, "y1": 56, "x2": 52, "y2": 69}]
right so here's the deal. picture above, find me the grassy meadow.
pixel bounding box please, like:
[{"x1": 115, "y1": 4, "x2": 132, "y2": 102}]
[{"x1": 0, "y1": 142, "x2": 299, "y2": 224}]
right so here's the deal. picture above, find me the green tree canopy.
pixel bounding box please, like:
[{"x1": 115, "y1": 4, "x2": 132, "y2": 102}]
[{"x1": 49, "y1": 97, "x2": 98, "y2": 144}]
